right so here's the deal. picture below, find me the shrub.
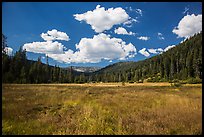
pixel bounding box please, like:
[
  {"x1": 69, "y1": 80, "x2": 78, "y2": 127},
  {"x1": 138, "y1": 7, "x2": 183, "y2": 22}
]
[
  {"x1": 170, "y1": 79, "x2": 183, "y2": 87},
  {"x1": 187, "y1": 78, "x2": 202, "y2": 84},
  {"x1": 172, "y1": 82, "x2": 182, "y2": 87},
  {"x1": 159, "y1": 78, "x2": 167, "y2": 82},
  {"x1": 180, "y1": 80, "x2": 187, "y2": 84},
  {"x1": 146, "y1": 76, "x2": 161, "y2": 82},
  {"x1": 172, "y1": 79, "x2": 179, "y2": 83},
  {"x1": 147, "y1": 78, "x2": 153, "y2": 82}
]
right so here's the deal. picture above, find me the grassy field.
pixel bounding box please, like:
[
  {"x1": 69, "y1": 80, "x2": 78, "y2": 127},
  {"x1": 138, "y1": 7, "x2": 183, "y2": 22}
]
[{"x1": 2, "y1": 83, "x2": 202, "y2": 135}]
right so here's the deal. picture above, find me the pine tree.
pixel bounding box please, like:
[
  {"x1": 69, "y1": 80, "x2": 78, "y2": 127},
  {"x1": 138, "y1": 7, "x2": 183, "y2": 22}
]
[
  {"x1": 170, "y1": 54, "x2": 176, "y2": 80},
  {"x1": 2, "y1": 34, "x2": 7, "y2": 55},
  {"x1": 20, "y1": 66, "x2": 26, "y2": 83},
  {"x1": 160, "y1": 61, "x2": 164, "y2": 78},
  {"x1": 79, "y1": 73, "x2": 85, "y2": 83},
  {"x1": 186, "y1": 52, "x2": 194, "y2": 78},
  {"x1": 134, "y1": 70, "x2": 139, "y2": 82},
  {"x1": 164, "y1": 57, "x2": 170, "y2": 80}
]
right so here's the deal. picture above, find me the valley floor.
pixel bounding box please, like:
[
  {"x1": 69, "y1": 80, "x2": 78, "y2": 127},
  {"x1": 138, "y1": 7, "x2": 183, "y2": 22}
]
[{"x1": 2, "y1": 83, "x2": 202, "y2": 135}]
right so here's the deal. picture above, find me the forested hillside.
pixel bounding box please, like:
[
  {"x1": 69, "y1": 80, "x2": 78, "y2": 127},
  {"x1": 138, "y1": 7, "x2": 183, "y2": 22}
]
[
  {"x1": 2, "y1": 32, "x2": 202, "y2": 84},
  {"x1": 90, "y1": 32, "x2": 202, "y2": 83}
]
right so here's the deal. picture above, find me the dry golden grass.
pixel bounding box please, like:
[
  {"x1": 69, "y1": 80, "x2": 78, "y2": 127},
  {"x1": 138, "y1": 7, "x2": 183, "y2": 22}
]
[
  {"x1": 4, "y1": 82, "x2": 172, "y2": 87},
  {"x1": 2, "y1": 83, "x2": 202, "y2": 135}
]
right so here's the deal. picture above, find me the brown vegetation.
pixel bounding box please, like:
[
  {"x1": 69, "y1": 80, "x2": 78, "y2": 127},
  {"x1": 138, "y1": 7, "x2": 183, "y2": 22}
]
[{"x1": 2, "y1": 83, "x2": 202, "y2": 135}]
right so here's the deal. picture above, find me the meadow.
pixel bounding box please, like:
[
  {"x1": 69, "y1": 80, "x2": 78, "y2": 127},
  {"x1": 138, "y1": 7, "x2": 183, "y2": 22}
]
[{"x1": 2, "y1": 83, "x2": 202, "y2": 135}]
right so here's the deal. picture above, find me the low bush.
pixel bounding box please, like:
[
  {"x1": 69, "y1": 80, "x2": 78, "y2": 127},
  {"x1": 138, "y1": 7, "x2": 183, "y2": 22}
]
[
  {"x1": 187, "y1": 78, "x2": 202, "y2": 84},
  {"x1": 129, "y1": 81, "x2": 134, "y2": 83},
  {"x1": 172, "y1": 79, "x2": 179, "y2": 83},
  {"x1": 170, "y1": 79, "x2": 183, "y2": 87},
  {"x1": 180, "y1": 80, "x2": 187, "y2": 84},
  {"x1": 171, "y1": 82, "x2": 182, "y2": 87},
  {"x1": 147, "y1": 79, "x2": 153, "y2": 82}
]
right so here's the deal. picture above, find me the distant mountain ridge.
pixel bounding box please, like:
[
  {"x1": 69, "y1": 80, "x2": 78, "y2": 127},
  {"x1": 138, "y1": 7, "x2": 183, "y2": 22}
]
[{"x1": 66, "y1": 66, "x2": 101, "y2": 73}]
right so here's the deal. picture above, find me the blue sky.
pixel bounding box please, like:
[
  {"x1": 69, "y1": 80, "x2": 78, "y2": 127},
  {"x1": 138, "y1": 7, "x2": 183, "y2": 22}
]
[{"x1": 2, "y1": 2, "x2": 202, "y2": 68}]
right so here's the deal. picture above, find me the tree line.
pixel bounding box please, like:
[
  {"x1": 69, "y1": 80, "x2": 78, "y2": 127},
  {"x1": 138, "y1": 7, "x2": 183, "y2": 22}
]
[
  {"x1": 2, "y1": 32, "x2": 202, "y2": 84},
  {"x1": 90, "y1": 32, "x2": 202, "y2": 83}
]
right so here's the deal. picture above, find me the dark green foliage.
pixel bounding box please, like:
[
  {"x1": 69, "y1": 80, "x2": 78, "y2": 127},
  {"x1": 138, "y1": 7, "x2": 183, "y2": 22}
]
[
  {"x1": 2, "y1": 32, "x2": 202, "y2": 84},
  {"x1": 170, "y1": 79, "x2": 183, "y2": 87},
  {"x1": 2, "y1": 47, "x2": 77, "y2": 84},
  {"x1": 187, "y1": 78, "x2": 202, "y2": 84},
  {"x1": 91, "y1": 32, "x2": 202, "y2": 83},
  {"x1": 171, "y1": 82, "x2": 182, "y2": 87}
]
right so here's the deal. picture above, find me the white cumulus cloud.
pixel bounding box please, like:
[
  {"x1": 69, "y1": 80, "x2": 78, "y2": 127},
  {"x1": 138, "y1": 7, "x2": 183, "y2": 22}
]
[
  {"x1": 41, "y1": 29, "x2": 70, "y2": 41},
  {"x1": 127, "y1": 7, "x2": 142, "y2": 16},
  {"x1": 172, "y1": 14, "x2": 202, "y2": 38},
  {"x1": 148, "y1": 48, "x2": 158, "y2": 54},
  {"x1": 180, "y1": 37, "x2": 188, "y2": 44},
  {"x1": 183, "y1": 7, "x2": 189, "y2": 14},
  {"x1": 148, "y1": 48, "x2": 164, "y2": 54},
  {"x1": 135, "y1": 9, "x2": 143, "y2": 16},
  {"x1": 114, "y1": 27, "x2": 136, "y2": 36},
  {"x1": 157, "y1": 32, "x2": 165, "y2": 40},
  {"x1": 123, "y1": 18, "x2": 138, "y2": 27},
  {"x1": 145, "y1": 45, "x2": 176, "y2": 56},
  {"x1": 23, "y1": 29, "x2": 69, "y2": 54},
  {"x1": 23, "y1": 41, "x2": 65, "y2": 54},
  {"x1": 157, "y1": 48, "x2": 164, "y2": 52},
  {"x1": 47, "y1": 33, "x2": 137, "y2": 63},
  {"x1": 22, "y1": 29, "x2": 137, "y2": 63},
  {"x1": 73, "y1": 5, "x2": 129, "y2": 33},
  {"x1": 137, "y1": 36, "x2": 150, "y2": 41},
  {"x1": 164, "y1": 45, "x2": 176, "y2": 52},
  {"x1": 139, "y1": 48, "x2": 150, "y2": 57},
  {"x1": 146, "y1": 45, "x2": 176, "y2": 56},
  {"x1": 46, "y1": 49, "x2": 75, "y2": 64},
  {"x1": 3, "y1": 47, "x2": 13, "y2": 56}
]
